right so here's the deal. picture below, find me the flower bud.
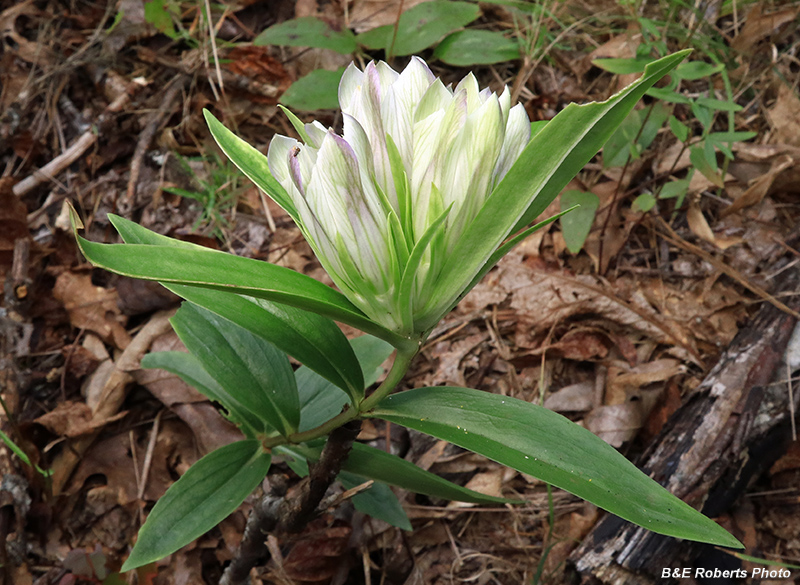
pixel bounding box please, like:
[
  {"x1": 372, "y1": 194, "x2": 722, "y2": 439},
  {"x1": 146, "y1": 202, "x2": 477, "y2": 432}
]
[{"x1": 268, "y1": 57, "x2": 531, "y2": 335}]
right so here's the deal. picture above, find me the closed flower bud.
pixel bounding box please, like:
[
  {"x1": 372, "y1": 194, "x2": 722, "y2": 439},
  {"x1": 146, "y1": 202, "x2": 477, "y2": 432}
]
[{"x1": 267, "y1": 57, "x2": 531, "y2": 335}]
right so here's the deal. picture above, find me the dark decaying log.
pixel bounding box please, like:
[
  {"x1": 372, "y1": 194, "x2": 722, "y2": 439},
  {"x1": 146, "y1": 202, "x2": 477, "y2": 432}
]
[{"x1": 567, "y1": 261, "x2": 800, "y2": 584}]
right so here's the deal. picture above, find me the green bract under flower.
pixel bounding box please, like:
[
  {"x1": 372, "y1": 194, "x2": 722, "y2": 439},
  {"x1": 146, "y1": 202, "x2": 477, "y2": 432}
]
[{"x1": 268, "y1": 57, "x2": 530, "y2": 335}]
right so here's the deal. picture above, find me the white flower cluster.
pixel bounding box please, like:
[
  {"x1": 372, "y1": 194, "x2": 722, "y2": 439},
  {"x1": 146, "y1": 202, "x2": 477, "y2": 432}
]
[{"x1": 268, "y1": 57, "x2": 530, "y2": 334}]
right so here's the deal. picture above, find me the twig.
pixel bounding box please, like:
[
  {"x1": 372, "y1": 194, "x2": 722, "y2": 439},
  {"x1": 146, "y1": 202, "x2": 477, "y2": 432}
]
[
  {"x1": 125, "y1": 76, "x2": 186, "y2": 203},
  {"x1": 12, "y1": 76, "x2": 138, "y2": 197},
  {"x1": 219, "y1": 420, "x2": 363, "y2": 585}
]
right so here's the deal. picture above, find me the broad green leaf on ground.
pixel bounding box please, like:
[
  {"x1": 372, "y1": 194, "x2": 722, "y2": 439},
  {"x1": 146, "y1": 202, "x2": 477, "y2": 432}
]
[
  {"x1": 281, "y1": 68, "x2": 345, "y2": 111},
  {"x1": 690, "y1": 145, "x2": 724, "y2": 187},
  {"x1": 141, "y1": 351, "x2": 263, "y2": 436},
  {"x1": 295, "y1": 334, "x2": 393, "y2": 432},
  {"x1": 659, "y1": 179, "x2": 690, "y2": 200},
  {"x1": 356, "y1": 1, "x2": 480, "y2": 56},
  {"x1": 108, "y1": 214, "x2": 367, "y2": 400},
  {"x1": 560, "y1": 191, "x2": 599, "y2": 254},
  {"x1": 254, "y1": 17, "x2": 357, "y2": 54},
  {"x1": 419, "y1": 50, "x2": 690, "y2": 331},
  {"x1": 696, "y1": 97, "x2": 741, "y2": 112},
  {"x1": 668, "y1": 115, "x2": 689, "y2": 141},
  {"x1": 171, "y1": 303, "x2": 300, "y2": 436},
  {"x1": 339, "y1": 471, "x2": 412, "y2": 530},
  {"x1": 369, "y1": 387, "x2": 743, "y2": 549},
  {"x1": 70, "y1": 206, "x2": 407, "y2": 349},
  {"x1": 121, "y1": 440, "x2": 271, "y2": 571},
  {"x1": 433, "y1": 30, "x2": 519, "y2": 65}
]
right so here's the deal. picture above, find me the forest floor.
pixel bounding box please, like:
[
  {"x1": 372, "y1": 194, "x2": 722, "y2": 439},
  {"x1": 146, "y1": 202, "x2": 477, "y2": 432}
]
[{"x1": 2, "y1": 0, "x2": 800, "y2": 584}]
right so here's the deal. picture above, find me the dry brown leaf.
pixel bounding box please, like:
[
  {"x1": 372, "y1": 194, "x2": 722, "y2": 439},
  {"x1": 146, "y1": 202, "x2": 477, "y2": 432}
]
[
  {"x1": 584, "y1": 403, "x2": 642, "y2": 447},
  {"x1": 425, "y1": 333, "x2": 486, "y2": 387},
  {"x1": 605, "y1": 359, "x2": 682, "y2": 407},
  {"x1": 447, "y1": 468, "x2": 511, "y2": 508},
  {"x1": 34, "y1": 401, "x2": 127, "y2": 438},
  {"x1": 687, "y1": 199, "x2": 716, "y2": 244},
  {"x1": 348, "y1": 0, "x2": 429, "y2": 33},
  {"x1": 492, "y1": 252, "x2": 694, "y2": 357},
  {"x1": 544, "y1": 381, "x2": 595, "y2": 412},
  {"x1": 53, "y1": 272, "x2": 131, "y2": 349},
  {"x1": 766, "y1": 84, "x2": 800, "y2": 146},
  {"x1": 549, "y1": 330, "x2": 609, "y2": 361},
  {"x1": 723, "y1": 154, "x2": 794, "y2": 217},
  {"x1": 66, "y1": 418, "x2": 197, "y2": 504},
  {"x1": 731, "y1": 4, "x2": 799, "y2": 52},
  {"x1": 543, "y1": 505, "x2": 599, "y2": 577}
]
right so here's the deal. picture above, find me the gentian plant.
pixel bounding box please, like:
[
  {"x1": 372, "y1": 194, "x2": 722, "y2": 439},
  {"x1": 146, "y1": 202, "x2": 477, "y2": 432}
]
[{"x1": 71, "y1": 51, "x2": 742, "y2": 575}]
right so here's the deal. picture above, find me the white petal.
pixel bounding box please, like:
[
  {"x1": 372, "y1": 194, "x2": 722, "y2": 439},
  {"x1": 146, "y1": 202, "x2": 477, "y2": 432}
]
[
  {"x1": 438, "y1": 94, "x2": 505, "y2": 248},
  {"x1": 498, "y1": 86, "x2": 511, "y2": 125},
  {"x1": 414, "y1": 78, "x2": 452, "y2": 123},
  {"x1": 267, "y1": 134, "x2": 298, "y2": 186},
  {"x1": 454, "y1": 72, "x2": 481, "y2": 112},
  {"x1": 305, "y1": 133, "x2": 392, "y2": 291},
  {"x1": 338, "y1": 62, "x2": 364, "y2": 113},
  {"x1": 382, "y1": 58, "x2": 434, "y2": 173},
  {"x1": 492, "y1": 102, "x2": 531, "y2": 187},
  {"x1": 304, "y1": 120, "x2": 327, "y2": 149}
]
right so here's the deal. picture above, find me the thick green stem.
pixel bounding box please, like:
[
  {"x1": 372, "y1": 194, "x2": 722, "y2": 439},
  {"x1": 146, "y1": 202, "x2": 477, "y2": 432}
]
[{"x1": 358, "y1": 347, "x2": 416, "y2": 412}]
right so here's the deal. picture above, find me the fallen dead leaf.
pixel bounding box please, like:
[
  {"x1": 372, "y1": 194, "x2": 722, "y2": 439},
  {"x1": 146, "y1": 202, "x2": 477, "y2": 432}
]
[
  {"x1": 53, "y1": 272, "x2": 131, "y2": 350},
  {"x1": 544, "y1": 380, "x2": 595, "y2": 413},
  {"x1": 722, "y1": 154, "x2": 794, "y2": 217},
  {"x1": 765, "y1": 83, "x2": 800, "y2": 147},
  {"x1": 731, "y1": 4, "x2": 799, "y2": 52},
  {"x1": 584, "y1": 402, "x2": 642, "y2": 447},
  {"x1": 587, "y1": 25, "x2": 642, "y2": 92},
  {"x1": 687, "y1": 199, "x2": 717, "y2": 245},
  {"x1": 348, "y1": 0, "x2": 429, "y2": 33},
  {"x1": 34, "y1": 401, "x2": 127, "y2": 438}
]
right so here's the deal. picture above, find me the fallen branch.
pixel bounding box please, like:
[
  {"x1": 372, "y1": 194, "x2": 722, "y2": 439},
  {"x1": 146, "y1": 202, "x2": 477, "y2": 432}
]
[{"x1": 567, "y1": 259, "x2": 800, "y2": 584}]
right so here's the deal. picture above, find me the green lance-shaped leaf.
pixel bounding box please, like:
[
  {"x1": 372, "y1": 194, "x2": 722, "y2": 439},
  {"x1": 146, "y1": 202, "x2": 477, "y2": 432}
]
[
  {"x1": 121, "y1": 440, "x2": 271, "y2": 571},
  {"x1": 280, "y1": 441, "x2": 515, "y2": 506},
  {"x1": 69, "y1": 206, "x2": 409, "y2": 350},
  {"x1": 420, "y1": 50, "x2": 691, "y2": 331},
  {"x1": 141, "y1": 351, "x2": 263, "y2": 436},
  {"x1": 295, "y1": 334, "x2": 394, "y2": 432},
  {"x1": 343, "y1": 443, "x2": 518, "y2": 506},
  {"x1": 339, "y1": 471, "x2": 412, "y2": 530},
  {"x1": 203, "y1": 111, "x2": 299, "y2": 222},
  {"x1": 433, "y1": 30, "x2": 520, "y2": 66},
  {"x1": 108, "y1": 214, "x2": 366, "y2": 401},
  {"x1": 171, "y1": 303, "x2": 300, "y2": 436},
  {"x1": 369, "y1": 387, "x2": 743, "y2": 549}
]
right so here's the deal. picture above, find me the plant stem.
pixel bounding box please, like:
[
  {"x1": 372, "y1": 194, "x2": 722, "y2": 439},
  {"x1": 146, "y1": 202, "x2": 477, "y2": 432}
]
[
  {"x1": 220, "y1": 421, "x2": 363, "y2": 585},
  {"x1": 262, "y1": 345, "x2": 418, "y2": 449},
  {"x1": 358, "y1": 347, "x2": 417, "y2": 412}
]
